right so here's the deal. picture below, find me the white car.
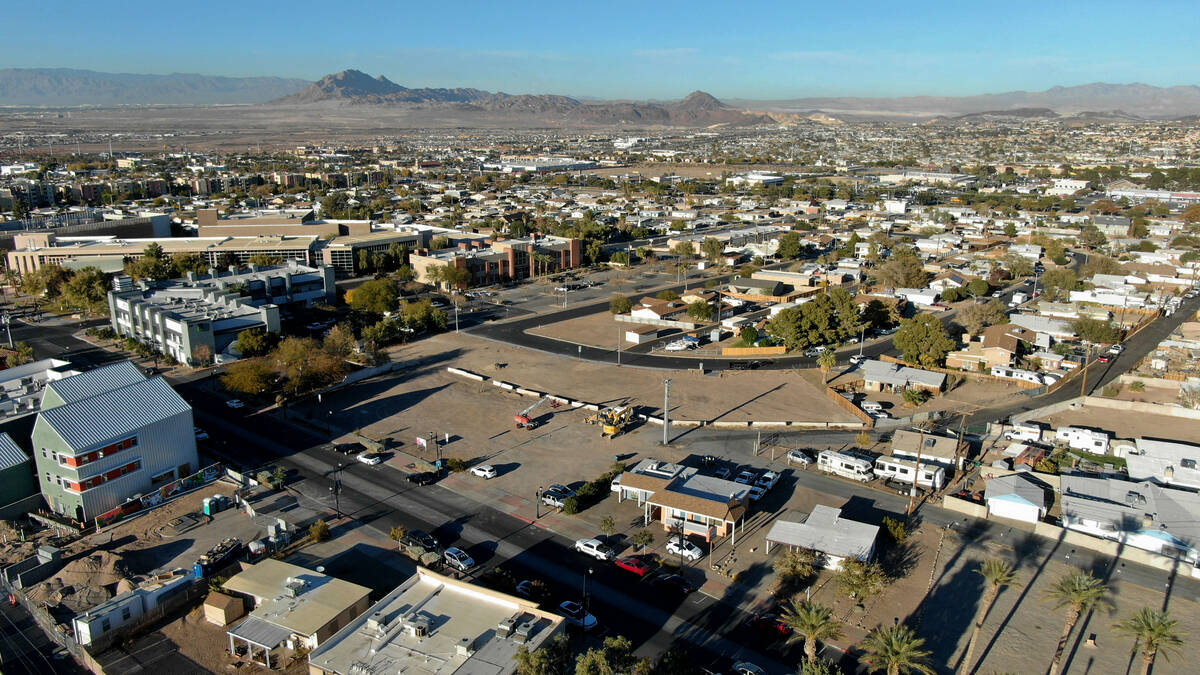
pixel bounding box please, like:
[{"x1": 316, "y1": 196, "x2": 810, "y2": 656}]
[
  {"x1": 557, "y1": 601, "x2": 597, "y2": 630},
  {"x1": 870, "y1": 410, "x2": 892, "y2": 419},
  {"x1": 470, "y1": 464, "x2": 497, "y2": 479},
  {"x1": 357, "y1": 451, "x2": 383, "y2": 466},
  {"x1": 574, "y1": 538, "x2": 615, "y2": 561},
  {"x1": 754, "y1": 471, "x2": 779, "y2": 490},
  {"x1": 443, "y1": 547, "x2": 475, "y2": 572},
  {"x1": 786, "y1": 449, "x2": 814, "y2": 466},
  {"x1": 1107, "y1": 344, "x2": 1124, "y2": 355},
  {"x1": 665, "y1": 536, "x2": 703, "y2": 561},
  {"x1": 734, "y1": 470, "x2": 758, "y2": 485},
  {"x1": 664, "y1": 340, "x2": 693, "y2": 352},
  {"x1": 225, "y1": 399, "x2": 245, "y2": 409},
  {"x1": 193, "y1": 427, "x2": 209, "y2": 441},
  {"x1": 849, "y1": 354, "x2": 866, "y2": 365}
]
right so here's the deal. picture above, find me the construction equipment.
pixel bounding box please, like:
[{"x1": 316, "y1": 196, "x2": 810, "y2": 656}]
[
  {"x1": 586, "y1": 405, "x2": 633, "y2": 438},
  {"x1": 515, "y1": 396, "x2": 552, "y2": 429}
]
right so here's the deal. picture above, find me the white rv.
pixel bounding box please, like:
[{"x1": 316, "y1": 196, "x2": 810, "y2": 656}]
[
  {"x1": 817, "y1": 449, "x2": 875, "y2": 482},
  {"x1": 873, "y1": 456, "x2": 945, "y2": 489}
]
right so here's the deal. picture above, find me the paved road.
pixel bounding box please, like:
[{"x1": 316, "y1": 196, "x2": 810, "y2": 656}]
[
  {"x1": 0, "y1": 596, "x2": 81, "y2": 675},
  {"x1": 8, "y1": 316, "x2": 115, "y2": 370}
]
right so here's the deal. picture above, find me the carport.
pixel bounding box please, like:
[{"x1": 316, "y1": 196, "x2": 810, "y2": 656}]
[{"x1": 227, "y1": 616, "x2": 292, "y2": 668}]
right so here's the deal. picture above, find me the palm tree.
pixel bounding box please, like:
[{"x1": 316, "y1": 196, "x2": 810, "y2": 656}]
[
  {"x1": 781, "y1": 600, "x2": 842, "y2": 665},
  {"x1": 959, "y1": 558, "x2": 1019, "y2": 674},
  {"x1": 1044, "y1": 569, "x2": 1111, "y2": 675},
  {"x1": 1113, "y1": 608, "x2": 1185, "y2": 675},
  {"x1": 861, "y1": 624, "x2": 934, "y2": 675},
  {"x1": 817, "y1": 350, "x2": 837, "y2": 380}
]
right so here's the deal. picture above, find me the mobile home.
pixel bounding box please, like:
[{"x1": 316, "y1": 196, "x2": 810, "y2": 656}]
[
  {"x1": 873, "y1": 456, "x2": 945, "y2": 489},
  {"x1": 817, "y1": 449, "x2": 875, "y2": 482}
]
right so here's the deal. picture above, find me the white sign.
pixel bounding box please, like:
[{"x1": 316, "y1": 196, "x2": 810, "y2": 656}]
[{"x1": 416, "y1": 437, "x2": 427, "y2": 449}]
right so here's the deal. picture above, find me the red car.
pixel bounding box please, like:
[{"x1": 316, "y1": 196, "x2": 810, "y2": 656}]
[
  {"x1": 614, "y1": 557, "x2": 654, "y2": 577},
  {"x1": 748, "y1": 613, "x2": 793, "y2": 637},
  {"x1": 1097, "y1": 354, "x2": 1111, "y2": 363}
]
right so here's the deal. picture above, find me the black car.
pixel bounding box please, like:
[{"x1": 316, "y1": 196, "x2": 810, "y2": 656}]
[
  {"x1": 407, "y1": 472, "x2": 438, "y2": 485},
  {"x1": 652, "y1": 574, "x2": 695, "y2": 596},
  {"x1": 404, "y1": 530, "x2": 440, "y2": 551},
  {"x1": 728, "y1": 360, "x2": 763, "y2": 371}
]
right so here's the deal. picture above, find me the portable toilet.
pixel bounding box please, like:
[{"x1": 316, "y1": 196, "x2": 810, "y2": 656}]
[{"x1": 201, "y1": 497, "x2": 213, "y2": 516}]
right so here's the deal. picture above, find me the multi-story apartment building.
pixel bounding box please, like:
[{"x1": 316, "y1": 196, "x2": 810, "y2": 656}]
[
  {"x1": 31, "y1": 361, "x2": 196, "y2": 523},
  {"x1": 409, "y1": 235, "x2": 582, "y2": 288}
]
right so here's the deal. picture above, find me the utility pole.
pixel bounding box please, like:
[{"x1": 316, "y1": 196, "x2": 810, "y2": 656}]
[
  {"x1": 1079, "y1": 342, "x2": 1093, "y2": 397},
  {"x1": 662, "y1": 379, "x2": 672, "y2": 445},
  {"x1": 907, "y1": 428, "x2": 926, "y2": 517},
  {"x1": 616, "y1": 326, "x2": 621, "y2": 366}
]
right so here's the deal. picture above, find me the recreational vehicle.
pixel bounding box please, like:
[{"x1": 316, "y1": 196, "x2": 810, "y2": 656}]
[
  {"x1": 873, "y1": 456, "x2": 945, "y2": 490},
  {"x1": 817, "y1": 449, "x2": 875, "y2": 482}
]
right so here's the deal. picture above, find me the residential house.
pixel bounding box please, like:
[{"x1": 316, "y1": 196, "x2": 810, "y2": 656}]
[
  {"x1": 1123, "y1": 438, "x2": 1200, "y2": 490},
  {"x1": 946, "y1": 324, "x2": 1033, "y2": 371},
  {"x1": 763, "y1": 505, "x2": 878, "y2": 569},
  {"x1": 1060, "y1": 475, "x2": 1200, "y2": 564},
  {"x1": 1009, "y1": 313, "x2": 1076, "y2": 339},
  {"x1": 862, "y1": 360, "x2": 946, "y2": 394},
  {"x1": 984, "y1": 473, "x2": 1049, "y2": 524},
  {"x1": 890, "y1": 429, "x2": 964, "y2": 470}
]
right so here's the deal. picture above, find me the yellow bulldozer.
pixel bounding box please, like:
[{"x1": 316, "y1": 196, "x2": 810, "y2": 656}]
[{"x1": 586, "y1": 405, "x2": 633, "y2": 438}]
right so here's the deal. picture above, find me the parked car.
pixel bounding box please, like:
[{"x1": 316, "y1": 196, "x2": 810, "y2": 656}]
[
  {"x1": 443, "y1": 547, "x2": 475, "y2": 572},
  {"x1": 1108, "y1": 344, "x2": 1124, "y2": 355},
  {"x1": 614, "y1": 557, "x2": 654, "y2": 577},
  {"x1": 193, "y1": 427, "x2": 209, "y2": 441},
  {"x1": 786, "y1": 449, "x2": 814, "y2": 466},
  {"x1": 357, "y1": 451, "x2": 383, "y2": 466},
  {"x1": 712, "y1": 467, "x2": 733, "y2": 480},
  {"x1": 470, "y1": 464, "x2": 498, "y2": 479},
  {"x1": 666, "y1": 536, "x2": 703, "y2": 561},
  {"x1": 734, "y1": 470, "x2": 758, "y2": 485},
  {"x1": 849, "y1": 354, "x2": 866, "y2": 365},
  {"x1": 747, "y1": 613, "x2": 793, "y2": 637},
  {"x1": 541, "y1": 492, "x2": 566, "y2": 508},
  {"x1": 652, "y1": 574, "x2": 695, "y2": 596},
  {"x1": 557, "y1": 601, "x2": 597, "y2": 630},
  {"x1": 870, "y1": 410, "x2": 892, "y2": 419},
  {"x1": 225, "y1": 399, "x2": 245, "y2": 409},
  {"x1": 407, "y1": 472, "x2": 438, "y2": 485},
  {"x1": 548, "y1": 484, "x2": 576, "y2": 498},
  {"x1": 754, "y1": 471, "x2": 779, "y2": 490},
  {"x1": 1097, "y1": 354, "x2": 1111, "y2": 363},
  {"x1": 733, "y1": 662, "x2": 766, "y2": 675},
  {"x1": 574, "y1": 538, "x2": 616, "y2": 561},
  {"x1": 748, "y1": 486, "x2": 767, "y2": 501},
  {"x1": 515, "y1": 579, "x2": 551, "y2": 604},
  {"x1": 404, "y1": 530, "x2": 440, "y2": 552}
]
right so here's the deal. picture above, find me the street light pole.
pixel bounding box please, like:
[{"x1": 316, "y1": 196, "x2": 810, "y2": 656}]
[
  {"x1": 535, "y1": 486, "x2": 543, "y2": 519},
  {"x1": 662, "y1": 379, "x2": 672, "y2": 445},
  {"x1": 1, "y1": 313, "x2": 10, "y2": 349},
  {"x1": 330, "y1": 463, "x2": 343, "y2": 518}
]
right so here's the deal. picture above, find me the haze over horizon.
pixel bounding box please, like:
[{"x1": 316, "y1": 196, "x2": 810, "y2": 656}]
[{"x1": 5, "y1": 0, "x2": 1200, "y2": 100}]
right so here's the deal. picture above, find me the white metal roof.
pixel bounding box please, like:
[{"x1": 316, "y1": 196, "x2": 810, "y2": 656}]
[
  {"x1": 43, "y1": 361, "x2": 146, "y2": 407},
  {"x1": 765, "y1": 505, "x2": 879, "y2": 561},
  {"x1": 38, "y1": 376, "x2": 190, "y2": 450}
]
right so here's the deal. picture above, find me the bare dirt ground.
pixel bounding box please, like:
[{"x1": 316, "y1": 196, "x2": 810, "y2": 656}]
[
  {"x1": 1035, "y1": 406, "x2": 1200, "y2": 442},
  {"x1": 527, "y1": 311, "x2": 632, "y2": 349},
  {"x1": 827, "y1": 369, "x2": 1028, "y2": 419}
]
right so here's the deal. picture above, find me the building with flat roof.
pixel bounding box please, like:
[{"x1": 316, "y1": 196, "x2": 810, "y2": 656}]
[
  {"x1": 6, "y1": 232, "x2": 321, "y2": 274},
  {"x1": 410, "y1": 235, "x2": 581, "y2": 288},
  {"x1": 31, "y1": 361, "x2": 197, "y2": 523},
  {"x1": 481, "y1": 157, "x2": 597, "y2": 173},
  {"x1": 308, "y1": 568, "x2": 565, "y2": 675},
  {"x1": 107, "y1": 261, "x2": 333, "y2": 365},
  {"x1": 862, "y1": 359, "x2": 946, "y2": 394},
  {"x1": 194, "y1": 208, "x2": 372, "y2": 238},
  {"x1": 764, "y1": 505, "x2": 878, "y2": 569},
  {"x1": 319, "y1": 229, "x2": 424, "y2": 274},
  {"x1": 223, "y1": 559, "x2": 371, "y2": 667}
]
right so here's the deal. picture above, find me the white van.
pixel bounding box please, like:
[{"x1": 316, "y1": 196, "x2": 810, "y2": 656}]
[{"x1": 861, "y1": 401, "x2": 883, "y2": 414}]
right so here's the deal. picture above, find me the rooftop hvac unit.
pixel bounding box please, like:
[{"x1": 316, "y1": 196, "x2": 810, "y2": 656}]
[
  {"x1": 457, "y1": 635, "x2": 475, "y2": 656},
  {"x1": 497, "y1": 615, "x2": 518, "y2": 638},
  {"x1": 366, "y1": 611, "x2": 385, "y2": 632},
  {"x1": 514, "y1": 621, "x2": 535, "y2": 643}
]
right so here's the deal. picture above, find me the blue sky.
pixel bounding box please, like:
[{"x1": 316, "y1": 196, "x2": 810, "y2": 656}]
[{"x1": 5, "y1": 0, "x2": 1199, "y2": 99}]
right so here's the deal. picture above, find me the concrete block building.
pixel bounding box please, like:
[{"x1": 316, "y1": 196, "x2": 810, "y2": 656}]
[{"x1": 31, "y1": 361, "x2": 197, "y2": 523}]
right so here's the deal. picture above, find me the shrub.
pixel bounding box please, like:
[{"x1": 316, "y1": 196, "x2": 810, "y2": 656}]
[
  {"x1": 388, "y1": 525, "x2": 407, "y2": 542},
  {"x1": 1102, "y1": 384, "x2": 1122, "y2": 398},
  {"x1": 309, "y1": 519, "x2": 331, "y2": 542},
  {"x1": 446, "y1": 458, "x2": 468, "y2": 473},
  {"x1": 562, "y1": 496, "x2": 581, "y2": 515},
  {"x1": 882, "y1": 516, "x2": 908, "y2": 543},
  {"x1": 1129, "y1": 380, "x2": 1145, "y2": 392}
]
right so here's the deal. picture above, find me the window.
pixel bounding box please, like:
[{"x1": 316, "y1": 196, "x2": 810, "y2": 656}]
[
  {"x1": 101, "y1": 619, "x2": 110, "y2": 633},
  {"x1": 1181, "y1": 459, "x2": 1197, "y2": 469},
  {"x1": 121, "y1": 607, "x2": 131, "y2": 621}
]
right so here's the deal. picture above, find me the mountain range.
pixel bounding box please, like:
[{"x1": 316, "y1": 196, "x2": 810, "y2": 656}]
[
  {"x1": 0, "y1": 68, "x2": 309, "y2": 105},
  {"x1": 270, "y1": 70, "x2": 773, "y2": 126},
  {"x1": 3, "y1": 68, "x2": 1200, "y2": 123}
]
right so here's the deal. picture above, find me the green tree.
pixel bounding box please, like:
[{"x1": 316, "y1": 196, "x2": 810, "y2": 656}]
[
  {"x1": 773, "y1": 548, "x2": 819, "y2": 597},
  {"x1": 671, "y1": 241, "x2": 695, "y2": 260},
  {"x1": 514, "y1": 635, "x2": 572, "y2": 675},
  {"x1": 1112, "y1": 608, "x2": 1185, "y2": 675},
  {"x1": 960, "y1": 559, "x2": 1019, "y2": 675},
  {"x1": 965, "y1": 278, "x2": 990, "y2": 297},
  {"x1": 701, "y1": 237, "x2": 724, "y2": 264},
  {"x1": 781, "y1": 601, "x2": 843, "y2": 665},
  {"x1": 893, "y1": 313, "x2": 955, "y2": 368},
  {"x1": 817, "y1": 350, "x2": 837, "y2": 377},
  {"x1": 247, "y1": 253, "x2": 283, "y2": 267},
  {"x1": 171, "y1": 252, "x2": 209, "y2": 276},
  {"x1": 274, "y1": 337, "x2": 347, "y2": 396},
  {"x1": 221, "y1": 357, "x2": 275, "y2": 395},
  {"x1": 322, "y1": 324, "x2": 357, "y2": 358},
  {"x1": 309, "y1": 519, "x2": 331, "y2": 542},
  {"x1": 835, "y1": 559, "x2": 887, "y2": 602},
  {"x1": 958, "y1": 299, "x2": 1009, "y2": 335},
  {"x1": 21, "y1": 264, "x2": 72, "y2": 298},
  {"x1": 1039, "y1": 268, "x2": 1080, "y2": 301},
  {"x1": 632, "y1": 528, "x2": 655, "y2": 552},
  {"x1": 59, "y1": 266, "x2": 109, "y2": 315},
  {"x1": 1003, "y1": 222, "x2": 1018, "y2": 237},
  {"x1": 599, "y1": 515, "x2": 617, "y2": 539},
  {"x1": 575, "y1": 636, "x2": 636, "y2": 675},
  {"x1": 235, "y1": 328, "x2": 279, "y2": 358},
  {"x1": 687, "y1": 300, "x2": 713, "y2": 321},
  {"x1": 1004, "y1": 254, "x2": 1034, "y2": 278},
  {"x1": 861, "y1": 624, "x2": 934, "y2": 675},
  {"x1": 656, "y1": 290, "x2": 680, "y2": 301},
  {"x1": 902, "y1": 388, "x2": 930, "y2": 406},
  {"x1": 1044, "y1": 570, "x2": 1111, "y2": 675},
  {"x1": 609, "y1": 295, "x2": 633, "y2": 315},
  {"x1": 1079, "y1": 225, "x2": 1107, "y2": 249},
  {"x1": 777, "y1": 231, "x2": 804, "y2": 260},
  {"x1": 6, "y1": 341, "x2": 35, "y2": 367},
  {"x1": 1072, "y1": 317, "x2": 1120, "y2": 344},
  {"x1": 348, "y1": 278, "x2": 399, "y2": 315},
  {"x1": 739, "y1": 325, "x2": 759, "y2": 346},
  {"x1": 875, "y1": 255, "x2": 928, "y2": 289}
]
